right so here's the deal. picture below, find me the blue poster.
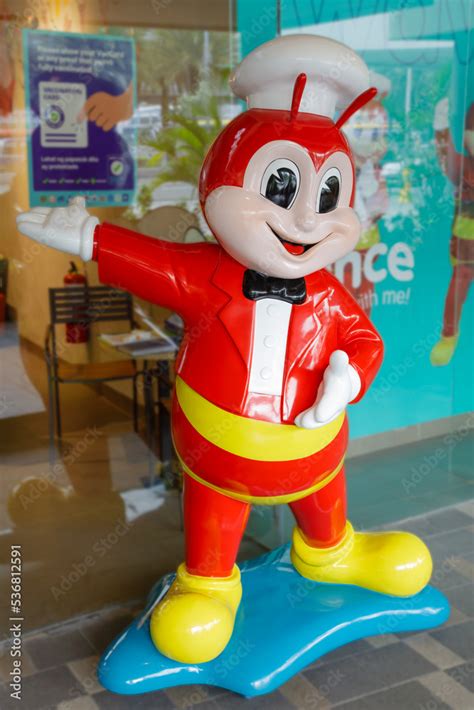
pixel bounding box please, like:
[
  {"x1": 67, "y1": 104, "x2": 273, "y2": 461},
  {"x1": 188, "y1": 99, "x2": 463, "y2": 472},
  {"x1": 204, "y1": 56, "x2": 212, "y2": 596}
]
[{"x1": 23, "y1": 30, "x2": 136, "y2": 207}]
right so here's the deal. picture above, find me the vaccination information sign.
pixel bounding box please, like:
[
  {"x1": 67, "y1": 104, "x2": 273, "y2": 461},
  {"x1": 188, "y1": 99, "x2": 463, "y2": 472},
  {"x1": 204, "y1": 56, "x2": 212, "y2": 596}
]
[{"x1": 23, "y1": 30, "x2": 136, "y2": 207}]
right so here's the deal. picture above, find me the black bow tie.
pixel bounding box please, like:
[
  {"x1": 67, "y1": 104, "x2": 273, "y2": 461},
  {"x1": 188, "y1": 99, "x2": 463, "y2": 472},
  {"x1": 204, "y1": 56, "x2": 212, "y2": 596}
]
[{"x1": 243, "y1": 269, "x2": 306, "y2": 305}]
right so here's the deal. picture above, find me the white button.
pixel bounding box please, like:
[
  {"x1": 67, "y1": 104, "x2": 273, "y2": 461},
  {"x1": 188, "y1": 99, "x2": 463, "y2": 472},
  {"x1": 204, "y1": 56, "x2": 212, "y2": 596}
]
[
  {"x1": 266, "y1": 303, "x2": 279, "y2": 317},
  {"x1": 260, "y1": 367, "x2": 272, "y2": 380},
  {"x1": 264, "y1": 335, "x2": 276, "y2": 348}
]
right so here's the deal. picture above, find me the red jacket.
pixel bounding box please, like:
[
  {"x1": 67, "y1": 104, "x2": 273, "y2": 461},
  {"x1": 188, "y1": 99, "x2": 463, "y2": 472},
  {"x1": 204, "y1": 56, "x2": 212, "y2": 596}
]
[{"x1": 94, "y1": 223, "x2": 383, "y2": 425}]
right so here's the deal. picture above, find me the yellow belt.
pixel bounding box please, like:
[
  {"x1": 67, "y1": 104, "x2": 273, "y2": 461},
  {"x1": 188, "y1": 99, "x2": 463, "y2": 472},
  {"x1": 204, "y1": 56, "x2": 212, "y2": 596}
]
[
  {"x1": 176, "y1": 452, "x2": 345, "y2": 505},
  {"x1": 175, "y1": 376, "x2": 345, "y2": 462}
]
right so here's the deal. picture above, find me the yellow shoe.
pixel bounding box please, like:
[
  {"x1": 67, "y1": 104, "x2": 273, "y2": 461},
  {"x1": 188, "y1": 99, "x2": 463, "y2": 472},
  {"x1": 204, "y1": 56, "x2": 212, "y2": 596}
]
[
  {"x1": 291, "y1": 522, "x2": 432, "y2": 597},
  {"x1": 430, "y1": 335, "x2": 458, "y2": 366},
  {"x1": 150, "y1": 563, "x2": 242, "y2": 663}
]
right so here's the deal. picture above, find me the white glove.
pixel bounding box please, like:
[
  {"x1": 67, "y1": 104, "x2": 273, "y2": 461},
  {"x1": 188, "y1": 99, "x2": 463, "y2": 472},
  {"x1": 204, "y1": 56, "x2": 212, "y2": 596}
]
[
  {"x1": 433, "y1": 97, "x2": 449, "y2": 132},
  {"x1": 16, "y1": 196, "x2": 98, "y2": 261},
  {"x1": 295, "y1": 350, "x2": 361, "y2": 429}
]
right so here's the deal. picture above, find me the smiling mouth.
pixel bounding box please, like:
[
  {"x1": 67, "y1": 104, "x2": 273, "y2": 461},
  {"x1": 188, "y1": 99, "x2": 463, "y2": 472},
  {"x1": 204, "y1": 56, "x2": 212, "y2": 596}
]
[{"x1": 267, "y1": 224, "x2": 314, "y2": 256}]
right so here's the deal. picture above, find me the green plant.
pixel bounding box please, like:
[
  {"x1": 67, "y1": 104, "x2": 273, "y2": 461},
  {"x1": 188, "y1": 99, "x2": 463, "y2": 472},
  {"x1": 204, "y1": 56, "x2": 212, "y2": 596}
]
[
  {"x1": 146, "y1": 93, "x2": 225, "y2": 196},
  {"x1": 122, "y1": 183, "x2": 153, "y2": 222},
  {"x1": 134, "y1": 29, "x2": 233, "y2": 124}
]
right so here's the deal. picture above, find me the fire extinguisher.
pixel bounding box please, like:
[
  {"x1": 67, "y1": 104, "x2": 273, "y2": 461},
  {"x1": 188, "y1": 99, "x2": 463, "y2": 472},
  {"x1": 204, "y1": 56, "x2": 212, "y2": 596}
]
[{"x1": 64, "y1": 261, "x2": 89, "y2": 344}]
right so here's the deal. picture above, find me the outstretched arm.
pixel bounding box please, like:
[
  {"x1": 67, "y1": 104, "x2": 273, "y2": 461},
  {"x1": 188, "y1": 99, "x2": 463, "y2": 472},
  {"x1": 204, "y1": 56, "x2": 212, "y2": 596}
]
[
  {"x1": 94, "y1": 221, "x2": 217, "y2": 317},
  {"x1": 16, "y1": 197, "x2": 217, "y2": 318}
]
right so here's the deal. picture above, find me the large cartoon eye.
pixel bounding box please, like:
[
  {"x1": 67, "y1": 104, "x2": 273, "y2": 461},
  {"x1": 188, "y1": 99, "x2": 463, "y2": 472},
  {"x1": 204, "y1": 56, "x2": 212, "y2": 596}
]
[
  {"x1": 261, "y1": 159, "x2": 300, "y2": 209},
  {"x1": 316, "y1": 167, "x2": 341, "y2": 213}
]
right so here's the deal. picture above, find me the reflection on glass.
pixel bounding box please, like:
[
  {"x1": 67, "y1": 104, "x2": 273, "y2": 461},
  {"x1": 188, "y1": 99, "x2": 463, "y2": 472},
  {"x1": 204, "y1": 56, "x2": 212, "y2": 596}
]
[
  {"x1": 122, "y1": 28, "x2": 239, "y2": 234},
  {"x1": 0, "y1": 1, "x2": 472, "y2": 635},
  {"x1": 276, "y1": 1, "x2": 473, "y2": 437},
  {"x1": 0, "y1": 6, "x2": 244, "y2": 632}
]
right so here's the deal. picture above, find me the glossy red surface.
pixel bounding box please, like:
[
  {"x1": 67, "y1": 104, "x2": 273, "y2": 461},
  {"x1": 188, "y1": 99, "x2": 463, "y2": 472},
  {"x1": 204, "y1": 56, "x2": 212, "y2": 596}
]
[
  {"x1": 183, "y1": 473, "x2": 250, "y2": 577},
  {"x1": 335, "y1": 87, "x2": 378, "y2": 129},
  {"x1": 92, "y1": 105, "x2": 384, "y2": 579},
  {"x1": 289, "y1": 465, "x2": 347, "y2": 547},
  {"x1": 199, "y1": 108, "x2": 356, "y2": 207},
  {"x1": 171, "y1": 391, "x2": 348, "y2": 498},
  {"x1": 96, "y1": 226, "x2": 383, "y2": 425},
  {"x1": 183, "y1": 465, "x2": 346, "y2": 576}
]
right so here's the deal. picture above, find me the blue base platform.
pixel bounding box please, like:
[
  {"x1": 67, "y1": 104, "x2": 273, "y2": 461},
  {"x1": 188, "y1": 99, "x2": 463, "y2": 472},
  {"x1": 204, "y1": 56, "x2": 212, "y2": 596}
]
[{"x1": 98, "y1": 544, "x2": 450, "y2": 698}]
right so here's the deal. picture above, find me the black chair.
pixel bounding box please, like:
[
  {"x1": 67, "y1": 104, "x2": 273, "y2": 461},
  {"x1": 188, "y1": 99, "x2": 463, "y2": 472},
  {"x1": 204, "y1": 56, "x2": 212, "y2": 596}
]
[{"x1": 45, "y1": 285, "x2": 139, "y2": 440}]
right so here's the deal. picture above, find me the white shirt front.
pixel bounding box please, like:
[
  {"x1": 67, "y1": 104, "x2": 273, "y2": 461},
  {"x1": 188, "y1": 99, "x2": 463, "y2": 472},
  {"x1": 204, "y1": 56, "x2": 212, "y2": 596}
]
[{"x1": 248, "y1": 298, "x2": 292, "y2": 396}]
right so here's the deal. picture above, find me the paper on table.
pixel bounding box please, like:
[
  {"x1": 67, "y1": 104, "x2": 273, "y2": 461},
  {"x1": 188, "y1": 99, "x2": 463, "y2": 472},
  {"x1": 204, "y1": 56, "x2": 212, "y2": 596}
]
[
  {"x1": 99, "y1": 329, "x2": 154, "y2": 347},
  {"x1": 117, "y1": 339, "x2": 177, "y2": 356}
]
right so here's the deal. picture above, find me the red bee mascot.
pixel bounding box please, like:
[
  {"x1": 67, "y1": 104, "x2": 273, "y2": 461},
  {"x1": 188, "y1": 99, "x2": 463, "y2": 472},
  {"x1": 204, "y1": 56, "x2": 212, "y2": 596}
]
[{"x1": 17, "y1": 35, "x2": 432, "y2": 664}]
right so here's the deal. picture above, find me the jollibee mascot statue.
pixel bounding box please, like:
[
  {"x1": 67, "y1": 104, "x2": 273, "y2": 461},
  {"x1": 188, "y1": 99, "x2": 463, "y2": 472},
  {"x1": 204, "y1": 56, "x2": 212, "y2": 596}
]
[{"x1": 18, "y1": 36, "x2": 447, "y2": 696}]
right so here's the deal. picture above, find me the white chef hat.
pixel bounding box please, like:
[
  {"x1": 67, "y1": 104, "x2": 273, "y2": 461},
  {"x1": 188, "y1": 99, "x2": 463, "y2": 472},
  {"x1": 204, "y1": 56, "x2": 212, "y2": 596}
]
[{"x1": 230, "y1": 34, "x2": 371, "y2": 122}]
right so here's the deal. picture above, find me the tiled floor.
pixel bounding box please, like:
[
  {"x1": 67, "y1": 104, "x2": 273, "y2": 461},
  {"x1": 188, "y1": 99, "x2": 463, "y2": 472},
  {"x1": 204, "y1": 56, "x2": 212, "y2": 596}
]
[{"x1": 0, "y1": 501, "x2": 472, "y2": 710}]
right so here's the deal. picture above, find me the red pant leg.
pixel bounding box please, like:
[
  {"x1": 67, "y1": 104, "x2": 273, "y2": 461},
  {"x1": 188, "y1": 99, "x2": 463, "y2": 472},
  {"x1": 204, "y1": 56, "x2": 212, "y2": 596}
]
[
  {"x1": 183, "y1": 473, "x2": 251, "y2": 577},
  {"x1": 289, "y1": 466, "x2": 347, "y2": 548},
  {"x1": 442, "y1": 263, "x2": 474, "y2": 337}
]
